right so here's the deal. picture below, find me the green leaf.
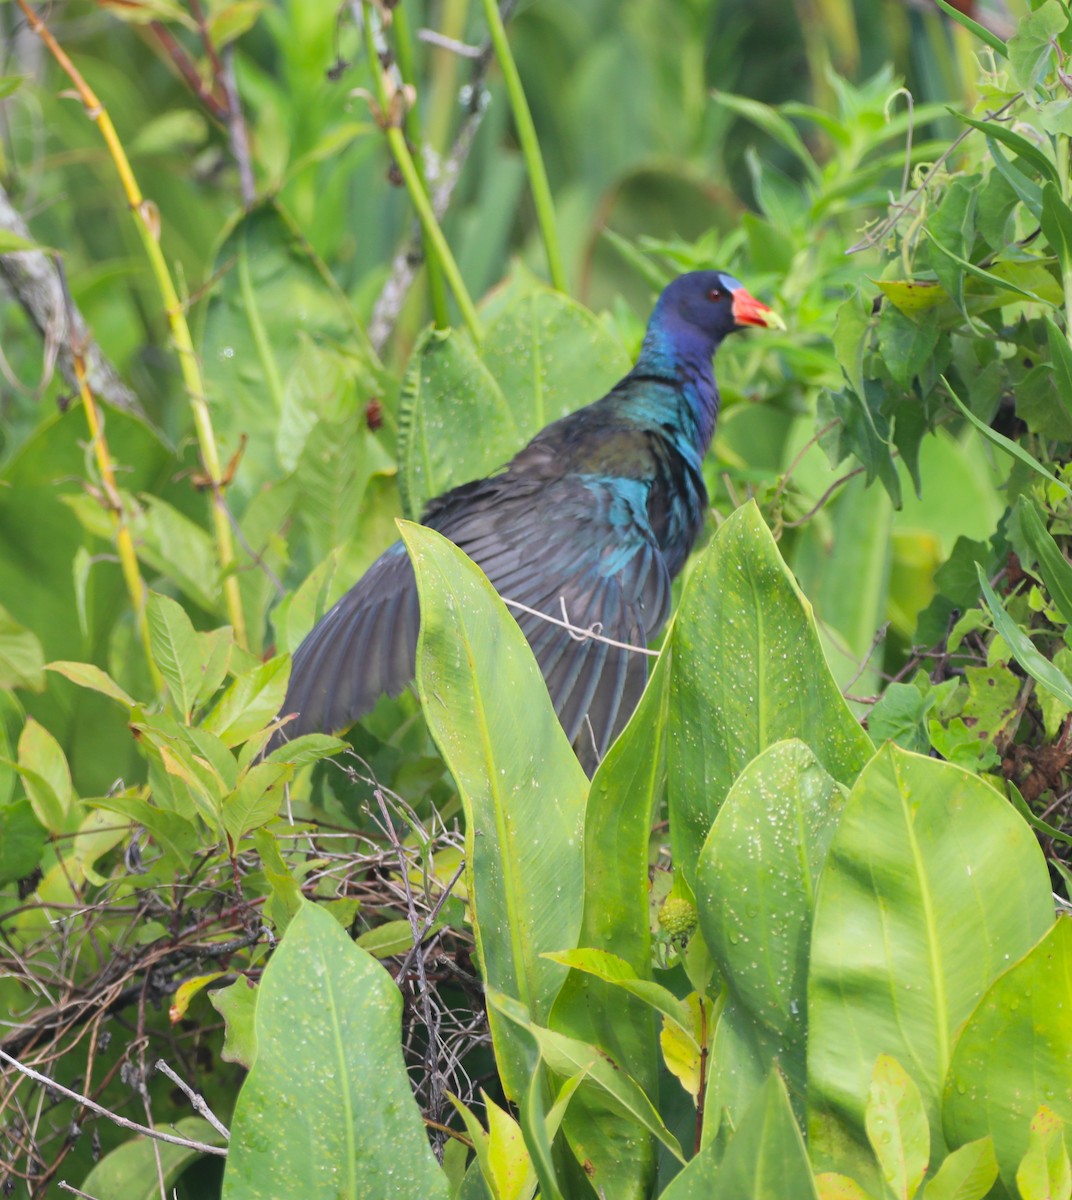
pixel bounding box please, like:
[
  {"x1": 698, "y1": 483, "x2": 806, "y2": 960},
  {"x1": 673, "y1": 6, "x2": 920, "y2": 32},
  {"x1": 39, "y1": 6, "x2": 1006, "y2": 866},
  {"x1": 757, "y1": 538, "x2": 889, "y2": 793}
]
[
  {"x1": 1008, "y1": 1, "x2": 1067, "y2": 93},
  {"x1": 401, "y1": 522, "x2": 587, "y2": 1102},
  {"x1": 222, "y1": 901, "x2": 449, "y2": 1199},
  {"x1": 934, "y1": 0, "x2": 1008, "y2": 56},
  {"x1": 877, "y1": 304, "x2": 940, "y2": 390},
  {"x1": 0, "y1": 800, "x2": 47, "y2": 887},
  {"x1": 696, "y1": 740, "x2": 844, "y2": 1129},
  {"x1": 16, "y1": 717, "x2": 73, "y2": 833},
  {"x1": 545, "y1": 948, "x2": 694, "y2": 1040},
  {"x1": 808, "y1": 745, "x2": 1054, "y2": 1187},
  {"x1": 397, "y1": 289, "x2": 628, "y2": 520},
  {"x1": 488, "y1": 990, "x2": 686, "y2": 1166},
  {"x1": 147, "y1": 592, "x2": 202, "y2": 721},
  {"x1": 221, "y1": 762, "x2": 292, "y2": 842},
  {"x1": 710, "y1": 91, "x2": 823, "y2": 184},
  {"x1": 0, "y1": 229, "x2": 38, "y2": 253},
  {"x1": 46, "y1": 661, "x2": 136, "y2": 708},
  {"x1": 204, "y1": 656, "x2": 291, "y2": 747},
  {"x1": 985, "y1": 140, "x2": 1044, "y2": 220},
  {"x1": 833, "y1": 289, "x2": 872, "y2": 402},
  {"x1": 667, "y1": 501, "x2": 873, "y2": 884},
  {"x1": 89, "y1": 793, "x2": 199, "y2": 870},
  {"x1": 661, "y1": 1070, "x2": 819, "y2": 1199},
  {"x1": 208, "y1": 976, "x2": 258, "y2": 1068},
  {"x1": 943, "y1": 375, "x2": 1069, "y2": 495},
  {"x1": 0, "y1": 604, "x2": 44, "y2": 691},
  {"x1": 1016, "y1": 497, "x2": 1072, "y2": 627},
  {"x1": 925, "y1": 230, "x2": 1054, "y2": 305},
  {"x1": 866, "y1": 1055, "x2": 929, "y2": 1200},
  {"x1": 264, "y1": 732, "x2": 346, "y2": 767},
  {"x1": 976, "y1": 565, "x2": 1072, "y2": 709},
  {"x1": 815, "y1": 1174, "x2": 876, "y2": 1200},
  {"x1": 0, "y1": 76, "x2": 25, "y2": 101},
  {"x1": 548, "y1": 659, "x2": 670, "y2": 1196},
  {"x1": 944, "y1": 920, "x2": 1072, "y2": 1193},
  {"x1": 81, "y1": 1117, "x2": 227, "y2": 1199},
  {"x1": 200, "y1": 202, "x2": 376, "y2": 507},
  {"x1": 480, "y1": 288, "x2": 631, "y2": 444},
  {"x1": 954, "y1": 112, "x2": 1056, "y2": 183},
  {"x1": 1043, "y1": 317, "x2": 1072, "y2": 427},
  {"x1": 1043, "y1": 181, "x2": 1072, "y2": 277},
  {"x1": 398, "y1": 328, "x2": 511, "y2": 520},
  {"x1": 921, "y1": 1137, "x2": 998, "y2": 1200},
  {"x1": 1016, "y1": 1107, "x2": 1072, "y2": 1200}
]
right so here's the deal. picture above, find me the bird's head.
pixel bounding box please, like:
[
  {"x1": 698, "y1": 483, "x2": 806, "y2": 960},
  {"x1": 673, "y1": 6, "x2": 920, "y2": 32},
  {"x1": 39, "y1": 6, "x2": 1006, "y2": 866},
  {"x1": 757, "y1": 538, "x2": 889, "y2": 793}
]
[{"x1": 652, "y1": 270, "x2": 785, "y2": 356}]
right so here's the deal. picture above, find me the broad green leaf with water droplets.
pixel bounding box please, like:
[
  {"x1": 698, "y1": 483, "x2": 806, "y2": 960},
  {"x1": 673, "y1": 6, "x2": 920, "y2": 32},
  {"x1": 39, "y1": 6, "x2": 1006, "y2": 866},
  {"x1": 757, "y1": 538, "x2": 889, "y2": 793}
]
[
  {"x1": 480, "y1": 289, "x2": 631, "y2": 443},
  {"x1": 397, "y1": 288, "x2": 629, "y2": 519},
  {"x1": 667, "y1": 501, "x2": 872, "y2": 885},
  {"x1": 397, "y1": 328, "x2": 512, "y2": 520},
  {"x1": 943, "y1": 919, "x2": 1072, "y2": 1196},
  {"x1": 547, "y1": 658, "x2": 671, "y2": 1198},
  {"x1": 402, "y1": 522, "x2": 586, "y2": 1102},
  {"x1": 808, "y1": 745, "x2": 1054, "y2": 1189},
  {"x1": 662, "y1": 1070, "x2": 819, "y2": 1199},
  {"x1": 222, "y1": 900, "x2": 449, "y2": 1200},
  {"x1": 697, "y1": 740, "x2": 845, "y2": 1134}
]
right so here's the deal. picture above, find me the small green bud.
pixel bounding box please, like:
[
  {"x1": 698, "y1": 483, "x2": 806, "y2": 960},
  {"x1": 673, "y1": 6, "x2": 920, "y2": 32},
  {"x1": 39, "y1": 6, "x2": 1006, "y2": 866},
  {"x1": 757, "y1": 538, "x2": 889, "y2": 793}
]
[{"x1": 658, "y1": 895, "x2": 698, "y2": 941}]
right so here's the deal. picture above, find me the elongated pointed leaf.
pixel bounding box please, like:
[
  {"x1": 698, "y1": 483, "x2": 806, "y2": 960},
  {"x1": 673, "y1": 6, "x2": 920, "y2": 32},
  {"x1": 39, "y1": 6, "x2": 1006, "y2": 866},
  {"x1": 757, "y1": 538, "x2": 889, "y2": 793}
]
[
  {"x1": 922, "y1": 1137, "x2": 998, "y2": 1200},
  {"x1": 977, "y1": 565, "x2": 1072, "y2": 709},
  {"x1": 222, "y1": 901, "x2": 449, "y2": 1200},
  {"x1": 808, "y1": 746, "x2": 1054, "y2": 1185},
  {"x1": 1017, "y1": 497, "x2": 1072, "y2": 627},
  {"x1": 1015, "y1": 1107, "x2": 1072, "y2": 1200},
  {"x1": 548, "y1": 658, "x2": 671, "y2": 1198},
  {"x1": 16, "y1": 717, "x2": 74, "y2": 833},
  {"x1": 147, "y1": 593, "x2": 201, "y2": 721},
  {"x1": 944, "y1": 377, "x2": 1069, "y2": 494},
  {"x1": 46, "y1": 661, "x2": 136, "y2": 708},
  {"x1": 402, "y1": 522, "x2": 586, "y2": 1101},
  {"x1": 488, "y1": 990, "x2": 685, "y2": 1166},
  {"x1": 866, "y1": 1055, "x2": 929, "y2": 1200},
  {"x1": 663, "y1": 1071, "x2": 819, "y2": 1199},
  {"x1": 943, "y1": 919, "x2": 1072, "y2": 1194},
  {"x1": 697, "y1": 740, "x2": 845, "y2": 1131},
  {"x1": 667, "y1": 501, "x2": 873, "y2": 883}
]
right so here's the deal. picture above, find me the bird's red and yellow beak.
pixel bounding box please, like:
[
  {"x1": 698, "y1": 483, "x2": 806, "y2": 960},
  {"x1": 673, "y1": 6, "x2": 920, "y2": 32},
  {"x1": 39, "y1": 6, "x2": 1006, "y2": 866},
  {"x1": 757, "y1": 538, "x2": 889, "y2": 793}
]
[{"x1": 731, "y1": 289, "x2": 786, "y2": 331}]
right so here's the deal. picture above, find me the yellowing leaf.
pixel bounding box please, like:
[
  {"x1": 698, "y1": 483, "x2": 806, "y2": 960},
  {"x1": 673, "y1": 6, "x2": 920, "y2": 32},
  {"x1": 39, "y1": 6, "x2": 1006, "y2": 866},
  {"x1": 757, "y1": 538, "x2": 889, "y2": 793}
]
[
  {"x1": 660, "y1": 992, "x2": 707, "y2": 1100},
  {"x1": 170, "y1": 972, "x2": 225, "y2": 1023}
]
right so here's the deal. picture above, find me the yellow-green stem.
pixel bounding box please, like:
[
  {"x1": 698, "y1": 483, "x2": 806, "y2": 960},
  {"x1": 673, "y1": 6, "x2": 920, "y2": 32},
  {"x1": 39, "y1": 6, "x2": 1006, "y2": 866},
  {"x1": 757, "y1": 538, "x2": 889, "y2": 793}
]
[
  {"x1": 73, "y1": 355, "x2": 163, "y2": 692},
  {"x1": 362, "y1": 2, "x2": 481, "y2": 341},
  {"x1": 391, "y1": 4, "x2": 451, "y2": 329},
  {"x1": 18, "y1": 0, "x2": 249, "y2": 649},
  {"x1": 479, "y1": 0, "x2": 566, "y2": 292}
]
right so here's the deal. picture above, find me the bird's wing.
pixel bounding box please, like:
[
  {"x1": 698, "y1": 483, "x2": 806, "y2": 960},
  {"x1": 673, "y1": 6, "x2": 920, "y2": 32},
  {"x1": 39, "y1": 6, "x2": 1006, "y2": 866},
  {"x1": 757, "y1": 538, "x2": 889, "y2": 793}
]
[
  {"x1": 276, "y1": 540, "x2": 419, "y2": 742},
  {"x1": 437, "y1": 473, "x2": 672, "y2": 767},
  {"x1": 277, "y1": 474, "x2": 672, "y2": 770}
]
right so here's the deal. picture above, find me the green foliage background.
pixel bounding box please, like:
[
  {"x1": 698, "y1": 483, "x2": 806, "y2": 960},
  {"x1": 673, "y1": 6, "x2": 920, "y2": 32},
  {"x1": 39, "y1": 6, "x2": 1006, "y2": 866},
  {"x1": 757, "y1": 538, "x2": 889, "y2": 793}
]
[{"x1": 2, "y1": 0, "x2": 1072, "y2": 1198}]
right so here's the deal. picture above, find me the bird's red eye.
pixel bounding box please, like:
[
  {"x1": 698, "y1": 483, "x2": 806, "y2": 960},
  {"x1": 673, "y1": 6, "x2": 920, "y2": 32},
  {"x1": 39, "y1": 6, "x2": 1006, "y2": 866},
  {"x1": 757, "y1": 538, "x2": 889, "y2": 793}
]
[{"x1": 708, "y1": 288, "x2": 723, "y2": 301}]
